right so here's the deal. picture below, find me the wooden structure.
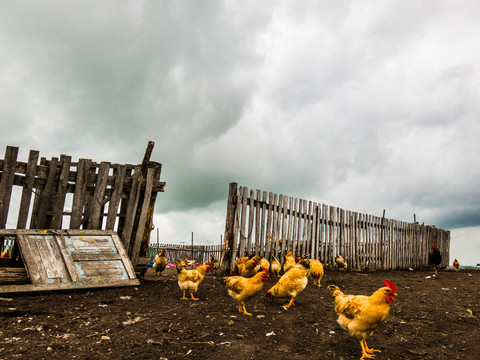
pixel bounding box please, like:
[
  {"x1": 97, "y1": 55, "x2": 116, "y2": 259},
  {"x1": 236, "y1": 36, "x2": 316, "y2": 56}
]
[
  {"x1": 221, "y1": 183, "x2": 450, "y2": 272},
  {"x1": 0, "y1": 230, "x2": 138, "y2": 293},
  {"x1": 149, "y1": 243, "x2": 222, "y2": 264},
  {"x1": 0, "y1": 143, "x2": 165, "y2": 290}
]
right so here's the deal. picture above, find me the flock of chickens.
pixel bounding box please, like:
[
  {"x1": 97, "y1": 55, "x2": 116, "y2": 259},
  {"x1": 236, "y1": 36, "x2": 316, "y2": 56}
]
[{"x1": 151, "y1": 249, "x2": 404, "y2": 359}]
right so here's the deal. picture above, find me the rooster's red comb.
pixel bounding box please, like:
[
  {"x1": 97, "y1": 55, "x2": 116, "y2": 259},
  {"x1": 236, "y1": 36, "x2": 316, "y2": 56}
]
[{"x1": 383, "y1": 279, "x2": 398, "y2": 293}]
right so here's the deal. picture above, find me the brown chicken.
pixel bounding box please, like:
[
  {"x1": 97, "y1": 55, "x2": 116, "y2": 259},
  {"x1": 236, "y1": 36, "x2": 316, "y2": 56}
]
[
  {"x1": 270, "y1": 255, "x2": 281, "y2": 277},
  {"x1": 453, "y1": 258, "x2": 460, "y2": 272},
  {"x1": 308, "y1": 259, "x2": 324, "y2": 287},
  {"x1": 153, "y1": 249, "x2": 168, "y2": 275},
  {"x1": 328, "y1": 280, "x2": 398, "y2": 359},
  {"x1": 233, "y1": 253, "x2": 255, "y2": 273},
  {"x1": 208, "y1": 254, "x2": 220, "y2": 274},
  {"x1": 183, "y1": 257, "x2": 195, "y2": 268},
  {"x1": 175, "y1": 260, "x2": 212, "y2": 300},
  {"x1": 237, "y1": 256, "x2": 261, "y2": 278},
  {"x1": 336, "y1": 254, "x2": 347, "y2": 269},
  {"x1": 222, "y1": 268, "x2": 269, "y2": 316},
  {"x1": 265, "y1": 258, "x2": 310, "y2": 309},
  {"x1": 283, "y1": 250, "x2": 296, "y2": 273}
]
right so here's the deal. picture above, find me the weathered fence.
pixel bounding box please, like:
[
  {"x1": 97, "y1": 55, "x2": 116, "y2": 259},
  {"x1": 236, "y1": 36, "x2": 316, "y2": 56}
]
[
  {"x1": 0, "y1": 142, "x2": 165, "y2": 269},
  {"x1": 221, "y1": 183, "x2": 450, "y2": 271},
  {"x1": 148, "y1": 244, "x2": 222, "y2": 264}
]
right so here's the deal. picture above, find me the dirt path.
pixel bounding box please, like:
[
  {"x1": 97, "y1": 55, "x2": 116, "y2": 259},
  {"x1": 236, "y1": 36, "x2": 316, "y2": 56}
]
[{"x1": 0, "y1": 268, "x2": 479, "y2": 359}]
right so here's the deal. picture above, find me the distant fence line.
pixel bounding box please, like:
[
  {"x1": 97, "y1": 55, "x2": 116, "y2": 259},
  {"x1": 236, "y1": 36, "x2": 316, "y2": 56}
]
[
  {"x1": 221, "y1": 183, "x2": 450, "y2": 271},
  {"x1": 148, "y1": 243, "x2": 222, "y2": 264}
]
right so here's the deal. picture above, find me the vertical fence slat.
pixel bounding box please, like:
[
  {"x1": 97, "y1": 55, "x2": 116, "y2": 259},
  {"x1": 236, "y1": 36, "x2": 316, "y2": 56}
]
[{"x1": 16, "y1": 150, "x2": 39, "y2": 229}]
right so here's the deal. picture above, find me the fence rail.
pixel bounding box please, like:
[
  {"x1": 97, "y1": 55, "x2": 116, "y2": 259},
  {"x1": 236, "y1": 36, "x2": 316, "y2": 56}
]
[{"x1": 221, "y1": 183, "x2": 450, "y2": 271}]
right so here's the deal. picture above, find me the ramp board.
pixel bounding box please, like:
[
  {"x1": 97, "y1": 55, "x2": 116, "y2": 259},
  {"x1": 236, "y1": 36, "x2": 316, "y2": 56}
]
[{"x1": 0, "y1": 229, "x2": 139, "y2": 293}]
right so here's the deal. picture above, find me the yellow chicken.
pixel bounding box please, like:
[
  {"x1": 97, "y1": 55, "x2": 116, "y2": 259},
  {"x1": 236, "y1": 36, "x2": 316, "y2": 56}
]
[
  {"x1": 328, "y1": 280, "x2": 398, "y2": 359},
  {"x1": 336, "y1": 254, "x2": 347, "y2": 269},
  {"x1": 175, "y1": 260, "x2": 212, "y2": 300},
  {"x1": 453, "y1": 259, "x2": 460, "y2": 272},
  {"x1": 283, "y1": 250, "x2": 296, "y2": 273},
  {"x1": 265, "y1": 258, "x2": 310, "y2": 309},
  {"x1": 308, "y1": 259, "x2": 324, "y2": 287},
  {"x1": 222, "y1": 268, "x2": 269, "y2": 316},
  {"x1": 270, "y1": 255, "x2": 281, "y2": 277}
]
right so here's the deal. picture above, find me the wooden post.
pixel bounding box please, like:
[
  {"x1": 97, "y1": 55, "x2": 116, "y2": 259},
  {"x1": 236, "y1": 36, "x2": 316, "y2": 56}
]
[{"x1": 221, "y1": 182, "x2": 238, "y2": 274}]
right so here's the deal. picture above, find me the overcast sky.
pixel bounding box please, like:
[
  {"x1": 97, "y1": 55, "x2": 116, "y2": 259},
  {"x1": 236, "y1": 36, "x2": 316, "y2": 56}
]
[{"x1": 1, "y1": 1, "x2": 479, "y2": 265}]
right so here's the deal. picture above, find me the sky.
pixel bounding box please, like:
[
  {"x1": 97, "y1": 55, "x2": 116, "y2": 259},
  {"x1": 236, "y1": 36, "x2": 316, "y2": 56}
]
[{"x1": 1, "y1": 1, "x2": 479, "y2": 265}]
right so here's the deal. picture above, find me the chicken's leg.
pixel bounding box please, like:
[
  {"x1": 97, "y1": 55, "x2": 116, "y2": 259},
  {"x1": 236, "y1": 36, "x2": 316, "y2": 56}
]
[
  {"x1": 190, "y1": 292, "x2": 199, "y2": 301},
  {"x1": 282, "y1": 297, "x2": 296, "y2": 309},
  {"x1": 359, "y1": 339, "x2": 380, "y2": 359},
  {"x1": 241, "y1": 304, "x2": 252, "y2": 316},
  {"x1": 181, "y1": 290, "x2": 188, "y2": 300}
]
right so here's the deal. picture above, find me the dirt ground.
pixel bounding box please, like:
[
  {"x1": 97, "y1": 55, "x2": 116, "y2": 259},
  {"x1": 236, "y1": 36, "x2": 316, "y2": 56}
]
[{"x1": 0, "y1": 266, "x2": 479, "y2": 360}]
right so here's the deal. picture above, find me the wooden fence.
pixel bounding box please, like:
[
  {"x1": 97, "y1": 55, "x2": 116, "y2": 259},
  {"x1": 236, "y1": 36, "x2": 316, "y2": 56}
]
[
  {"x1": 0, "y1": 142, "x2": 165, "y2": 269},
  {"x1": 221, "y1": 183, "x2": 450, "y2": 271},
  {"x1": 148, "y1": 244, "x2": 222, "y2": 264}
]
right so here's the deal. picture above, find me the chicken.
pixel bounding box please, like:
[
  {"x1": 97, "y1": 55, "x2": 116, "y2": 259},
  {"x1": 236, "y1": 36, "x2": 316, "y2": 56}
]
[
  {"x1": 183, "y1": 257, "x2": 195, "y2": 268},
  {"x1": 270, "y1": 255, "x2": 281, "y2": 277},
  {"x1": 283, "y1": 250, "x2": 296, "y2": 273},
  {"x1": 327, "y1": 280, "x2": 398, "y2": 359},
  {"x1": 237, "y1": 256, "x2": 261, "y2": 278},
  {"x1": 222, "y1": 268, "x2": 269, "y2": 316},
  {"x1": 233, "y1": 253, "x2": 255, "y2": 274},
  {"x1": 0, "y1": 249, "x2": 9, "y2": 258},
  {"x1": 255, "y1": 257, "x2": 270, "y2": 273},
  {"x1": 336, "y1": 254, "x2": 347, "y2": 269},
  {"x1": 153, "y1": 249, "x2": 168, "y2": 275},
  {"x1": 265, "y1": 258, "x2": 310, "y2": 309},
  {"x1": 175, "y1": 260, "x2": 212, "y2": 300},
  {"x1": 453, "y1": 258, "x2": 460, "y2": 272},
  {"x1": 428, "y1": 244, "x2": 442, "y2": 274},
  {"x1": 308, "y1": 259, "x2": 324, "y2": 287},
  {"x1": 208, "y1": 254, "x2": 220, "y2": 274}
]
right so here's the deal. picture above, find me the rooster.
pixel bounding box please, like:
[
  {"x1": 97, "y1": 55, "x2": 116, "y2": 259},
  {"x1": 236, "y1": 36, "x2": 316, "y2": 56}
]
[
  {"x1": 233, "y1": 253, "x2": 255, "y2": 274},
  {"x1": 153, "y1": 249, "x2": 168, "y2": 275},
  {"x1": 453, "y1": 258, "x2": 460, "y2": 272},
  {"x1": 283, "y1": 250, "x2": 296, "y2": 273},
  {"x1": 237, "y1": 256, "x2": 261, "y2": 278},
  {"x1": 336, "y1": 254, "x2": 347, "y2": 269},
  {"x1": 265, "y1": 258, "x2": 310, "y2": 309},
  {"x1": 428, "y1": 244, "x2": 442, "y2": 274},
  {"x1": 270, "y1": 255, "x2": 281, "y2": 277},
  {"x1": 208, "y1": 254, "x2": 220, "y2": 274},
  {"x1": 328, "y1": 280, "x2": 398, "y2": 359},
  {"x1": 222, "y1": 268, "x2": 269, "y2": 316},
  {"x1": 174, "y1": 260, "x2": 212, "y2": 300},
  {"x1": 308, "y1": 259, "x2": 324, "y2": 287}
]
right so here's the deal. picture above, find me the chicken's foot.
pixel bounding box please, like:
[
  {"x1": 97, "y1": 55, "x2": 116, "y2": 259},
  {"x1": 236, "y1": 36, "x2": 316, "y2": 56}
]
[
  {"x1": 190, "y1": 293, "x2": 199, "y2": 301},
  {"x1": 241, "y1": 305, "x2": 252, "y2": 316},
  {"x1": 359, "y1": 339, "x2": 380, "y2": 359}
]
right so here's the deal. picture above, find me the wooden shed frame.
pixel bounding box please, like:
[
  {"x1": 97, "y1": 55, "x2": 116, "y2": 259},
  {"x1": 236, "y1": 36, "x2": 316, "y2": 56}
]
[{"x1": 0, "y1": 142, "x2": 165, "y2": 290}]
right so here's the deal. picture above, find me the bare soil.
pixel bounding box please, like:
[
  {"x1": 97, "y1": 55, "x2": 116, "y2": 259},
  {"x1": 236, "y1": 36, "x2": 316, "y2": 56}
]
[{"x1": 0, "y1": 267, "x2": 479, "y2": 360}]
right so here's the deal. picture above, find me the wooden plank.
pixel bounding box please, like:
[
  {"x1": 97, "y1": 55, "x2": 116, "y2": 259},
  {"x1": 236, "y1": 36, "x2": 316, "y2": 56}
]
[
  {"x1": 110, "y1": 233, "x2": 137, "y2": 279},
  {"x1": 259, "y1": 191, "x2": 267, "y2": 257},
  {"x1": 88, "y1": 162, "x2": 111, "y2": 230},
  {"x1": 254, "y1": 189, "x2": 261, "y2": 255},
  {"x1": 0, "y1": 278, "x2": 140, "y2": 294},
  {"x1": 105, "y1": 165, "x2": 126, "y2": 230},
  {"x1": 121, "y1": 166, "x2": 142, "y2": 252},
  {"x1": 51, "y1": 155, "x2": 72, "y2": 228},
  {"x1": 130, "y1": 167, "x2": 154, "y2": 267},
  {"x1": 55, "y1": 234, "x2": 81, "y2": 282},
  {"x1": 71, "y1": 253, "x2": 123, "y2": 261},
  {"x1": 237, "y1": 186, "x2": 247, "y2": 258},
  {"x1": 0, "y1": 146, "x2": 19, "y2": 228},
  {"x1": 280, "y1": 195, "x2": 289, "y2": 260},
  {"x1": 15, "y1": 234, "x2": 47, "y2": 284},
  {"x1": 246, "y1": 189, "x2": 254, "y2": 254},
  {"x1": 229, "y1": 186, "x2": 240, "y2": 270},
  {"x1": 16, "y1": 150, "x2": 39, "y2": 229},
  {"x1": 32, "y1": 157, "x2": 59, "y2": 228},
  {"x1": 70, "y1": 159, "x2": 91, "y2": 229}
]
